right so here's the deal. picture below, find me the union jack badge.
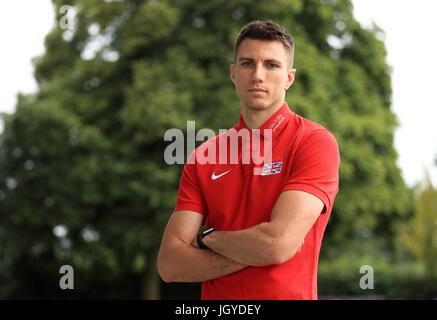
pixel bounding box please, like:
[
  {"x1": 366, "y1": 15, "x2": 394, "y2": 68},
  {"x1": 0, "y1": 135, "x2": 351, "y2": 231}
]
[{"x1": 261, "y1": 161, "x2": 283, "y2": 176}]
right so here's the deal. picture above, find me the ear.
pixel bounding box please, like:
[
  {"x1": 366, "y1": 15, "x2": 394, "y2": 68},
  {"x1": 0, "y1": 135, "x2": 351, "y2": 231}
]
[
  {"x1": 230, "y1": 64, "x2": 236, "y2": 85},
  {"x1": 285, "y1": 68, "x2": 296, "y2": 91}
]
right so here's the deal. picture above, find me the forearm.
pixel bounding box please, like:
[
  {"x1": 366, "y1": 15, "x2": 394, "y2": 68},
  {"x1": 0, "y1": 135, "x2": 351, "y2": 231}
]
[
  {"x1": 158, "y1": 240, "x2": 247, "y2": 283},
  {"x1": 203, "y1": 222, "x2": 285, "y2": 266}
]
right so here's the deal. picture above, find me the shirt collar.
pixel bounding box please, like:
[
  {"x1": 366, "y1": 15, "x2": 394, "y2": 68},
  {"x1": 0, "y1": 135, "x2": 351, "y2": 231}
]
[{"x1": 235, "y1": 101, "x2": 292, "y2": 139}]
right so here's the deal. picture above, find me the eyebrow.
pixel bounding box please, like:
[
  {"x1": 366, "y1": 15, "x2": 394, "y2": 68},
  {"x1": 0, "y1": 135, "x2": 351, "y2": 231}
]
[{"x1": 238, "y1": 57, "x2": 283, "y2": 65}]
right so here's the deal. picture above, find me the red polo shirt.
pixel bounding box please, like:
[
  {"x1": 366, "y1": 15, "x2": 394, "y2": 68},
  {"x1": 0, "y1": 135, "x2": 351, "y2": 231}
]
[{"x1": 174, "y1": 102, "x2": 340, "y2": 300}]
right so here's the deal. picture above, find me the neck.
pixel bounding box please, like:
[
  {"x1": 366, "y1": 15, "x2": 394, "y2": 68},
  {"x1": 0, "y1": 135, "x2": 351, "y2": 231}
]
[{"x1": 241, "y1": 100, "x2": 285, "y2": 129}]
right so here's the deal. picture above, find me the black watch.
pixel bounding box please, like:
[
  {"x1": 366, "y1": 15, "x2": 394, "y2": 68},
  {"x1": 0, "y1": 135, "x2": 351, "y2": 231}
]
[{"x1": 197, "y1": 227, "x2": 215, "y2": 250}]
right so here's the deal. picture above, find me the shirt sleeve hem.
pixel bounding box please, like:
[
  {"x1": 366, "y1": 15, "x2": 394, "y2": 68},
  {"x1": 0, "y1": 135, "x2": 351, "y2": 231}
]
[
  {"x1": 174, "y1": 203, "x2": 207, "y2": 216},
  {"x1": 281, "y1": 183, "x2": 331, "y2": 214}
]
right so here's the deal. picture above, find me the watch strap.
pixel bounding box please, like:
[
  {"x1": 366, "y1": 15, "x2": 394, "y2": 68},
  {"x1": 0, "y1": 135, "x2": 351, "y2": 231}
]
[{"x1": 197, "y1": 227, "x2": 215, "y2": 250}]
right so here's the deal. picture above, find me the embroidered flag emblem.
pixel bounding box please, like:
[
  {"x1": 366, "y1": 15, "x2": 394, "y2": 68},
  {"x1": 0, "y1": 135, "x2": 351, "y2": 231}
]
[{"x1": 261, "y1": 161, "x2": 283, "y2": 176}]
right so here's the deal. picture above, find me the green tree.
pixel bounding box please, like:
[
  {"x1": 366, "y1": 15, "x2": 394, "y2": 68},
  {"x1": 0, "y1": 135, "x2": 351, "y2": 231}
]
[
  {"x1": 400, "y1": 171, "x2": 437, "y2": 277},
  {"x1": 0, "y1": 0, "x2": 413, "y2": 298}
]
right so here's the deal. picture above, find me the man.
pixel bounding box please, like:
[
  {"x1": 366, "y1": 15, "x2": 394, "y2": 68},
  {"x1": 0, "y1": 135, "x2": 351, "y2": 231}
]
[{"x1": 158, "y1": 20, "x2": 340, "y2": 300}]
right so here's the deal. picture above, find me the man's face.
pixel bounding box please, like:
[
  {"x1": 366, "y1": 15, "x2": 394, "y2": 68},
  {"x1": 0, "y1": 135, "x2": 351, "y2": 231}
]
[{"x1": 231, "y1": 39, "x2": 295, "y2": 113}]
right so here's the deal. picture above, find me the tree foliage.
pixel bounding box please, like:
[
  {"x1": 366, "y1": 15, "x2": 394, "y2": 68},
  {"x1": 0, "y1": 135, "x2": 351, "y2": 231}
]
[
  {"x1": 400, "y1": 172, "x2": 437, "y2": 277},
  {"x1": 0, "y1": 0, "x2": 413, "y2": 298}
]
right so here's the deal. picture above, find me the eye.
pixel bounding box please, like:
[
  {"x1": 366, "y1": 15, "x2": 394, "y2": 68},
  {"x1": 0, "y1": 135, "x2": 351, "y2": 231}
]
[
  {"x1": 267, "y1": 63, "x2": 278, "y2": 68},
  {"x1": 241, "y1": 61, "x2": 253, "y2": 67}
]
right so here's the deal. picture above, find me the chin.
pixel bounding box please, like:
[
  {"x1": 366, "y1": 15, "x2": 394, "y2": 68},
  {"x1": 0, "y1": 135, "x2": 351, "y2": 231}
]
[{"x1": 245, "y1": 99, "x2": 271, "y2": 111}]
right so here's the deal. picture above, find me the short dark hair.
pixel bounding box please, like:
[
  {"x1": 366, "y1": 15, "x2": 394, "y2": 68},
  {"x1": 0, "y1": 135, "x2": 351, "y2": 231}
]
[{"x1": 234, "y1": 20, "x2": 295, "y2": 67}]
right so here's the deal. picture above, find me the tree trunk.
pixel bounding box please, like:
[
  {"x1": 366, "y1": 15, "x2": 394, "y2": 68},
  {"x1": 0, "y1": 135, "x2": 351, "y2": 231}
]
[{"x1": 142, "y1": 248, "x2": 160, "y2": 300}]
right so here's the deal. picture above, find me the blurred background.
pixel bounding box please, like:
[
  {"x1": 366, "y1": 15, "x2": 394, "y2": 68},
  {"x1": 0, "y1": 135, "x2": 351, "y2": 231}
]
[{"x1": 0, "y1": 0, "x2": 436, "y2": 299}]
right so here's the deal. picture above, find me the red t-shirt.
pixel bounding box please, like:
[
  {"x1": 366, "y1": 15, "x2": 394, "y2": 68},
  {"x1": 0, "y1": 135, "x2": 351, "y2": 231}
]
[{"x1": 174, "y1": 102, "x2": 340, "y2": 299}]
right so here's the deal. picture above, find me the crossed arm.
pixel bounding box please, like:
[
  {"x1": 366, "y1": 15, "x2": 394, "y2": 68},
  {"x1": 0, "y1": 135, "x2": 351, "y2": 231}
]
[{"x1": 157, "y1": 189, "x2": 324, "y2": 283}]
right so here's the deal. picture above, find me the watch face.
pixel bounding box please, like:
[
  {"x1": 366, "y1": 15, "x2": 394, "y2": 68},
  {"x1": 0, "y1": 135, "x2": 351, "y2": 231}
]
[{"x1": 203, "y1": 227, "x2": 215, "y2": 235}]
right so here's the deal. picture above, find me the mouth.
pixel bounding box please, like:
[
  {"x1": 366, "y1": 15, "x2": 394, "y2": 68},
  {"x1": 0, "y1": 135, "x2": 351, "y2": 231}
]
[{"x1": 248, "y1": 88, "x2": 267, "y2": 93}]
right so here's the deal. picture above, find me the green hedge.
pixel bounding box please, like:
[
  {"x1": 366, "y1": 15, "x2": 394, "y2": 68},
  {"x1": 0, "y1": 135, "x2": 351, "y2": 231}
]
[
  {"x1": 160, "y1": 275, "x2": 437, "y2": 300},
  {"x1": 318, "y1": 274, "x2": 437, "y2": 299}
]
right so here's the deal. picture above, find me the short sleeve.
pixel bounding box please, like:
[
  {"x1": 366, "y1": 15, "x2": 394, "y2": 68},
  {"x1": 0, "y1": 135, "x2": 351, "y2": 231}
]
[
  {"x1": 282, "y1": 129, "x2": 340, "y2": 213},
  {"x1": 174, "y1": 151, "x2": 208, "y2": 216}
]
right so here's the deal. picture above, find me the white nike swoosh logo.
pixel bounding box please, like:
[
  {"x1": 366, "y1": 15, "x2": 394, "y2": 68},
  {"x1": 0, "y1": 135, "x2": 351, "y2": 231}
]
[{"x1": 211, "y1": 169, "x2": 233, "y2": 180}]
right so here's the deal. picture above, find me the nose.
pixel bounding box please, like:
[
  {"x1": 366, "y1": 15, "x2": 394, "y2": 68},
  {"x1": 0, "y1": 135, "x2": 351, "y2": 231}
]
[{"x1": 252, "y1": 63, "x2": 265, "y2": 82}]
